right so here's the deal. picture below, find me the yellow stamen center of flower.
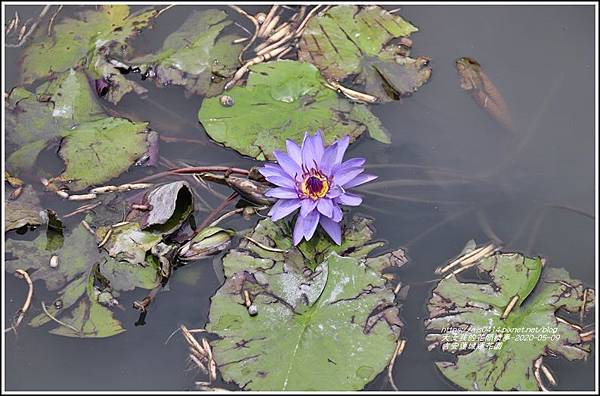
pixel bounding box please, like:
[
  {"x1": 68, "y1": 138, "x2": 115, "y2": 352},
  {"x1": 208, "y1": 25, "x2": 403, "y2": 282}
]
[{"x1": 300, "y1": 171, "x2": 329, "y2": 200}]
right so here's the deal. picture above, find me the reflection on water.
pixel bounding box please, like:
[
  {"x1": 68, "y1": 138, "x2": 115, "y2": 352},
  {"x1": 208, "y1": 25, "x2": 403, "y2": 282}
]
[{"x1": 4, "y1": 4, "x2": 596, "y2": 391}]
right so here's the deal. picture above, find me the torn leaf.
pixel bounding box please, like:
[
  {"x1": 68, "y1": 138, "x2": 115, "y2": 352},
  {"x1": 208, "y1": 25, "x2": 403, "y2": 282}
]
[
  {"x1": 206, "y1": 215, "x2": 407, "y2": 390},
  {"x1": 425, "y1": 248, "x2": 595, "y2": 391}
]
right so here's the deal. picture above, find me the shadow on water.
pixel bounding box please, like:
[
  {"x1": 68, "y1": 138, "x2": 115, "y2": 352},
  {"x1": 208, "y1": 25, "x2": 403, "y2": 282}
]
[{"x1": 3, "y1": 4, "x2": 596, "y2": 391}]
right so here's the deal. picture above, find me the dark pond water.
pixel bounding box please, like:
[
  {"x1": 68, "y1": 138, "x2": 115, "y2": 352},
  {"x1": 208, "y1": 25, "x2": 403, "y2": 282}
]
[{"x1": 3, "y1": 4, "x2": 596, "y2": 391}]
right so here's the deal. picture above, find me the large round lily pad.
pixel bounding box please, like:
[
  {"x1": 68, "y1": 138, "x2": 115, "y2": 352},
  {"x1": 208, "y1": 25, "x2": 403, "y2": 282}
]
[
  {"x1": 206, "y1": 216, "x2": 407, "y2": 390},
  {"x1": 298, "y1": 5, "x2": 431, "y2": 101},
  {"x1": 124, "y1": 9, "x2": 243, "y2": 97},
  {"x1": 198, "y1": 60, "x2": 391, "y2": 159},
  {"x1": 425, "y1": 247, "x2": 595, "y2": 391}
]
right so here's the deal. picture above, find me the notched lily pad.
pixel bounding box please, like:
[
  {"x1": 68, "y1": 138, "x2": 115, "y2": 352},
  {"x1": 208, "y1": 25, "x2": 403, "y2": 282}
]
[
  {"x1": 5, "y1": 69, "x2": 153, "y2": 189},
  {"x1": 206, "y1": 215, "x2": 407, "y2": 390},
  {"x1": 123, "y1": 9, "x2": 243, "y2": 97},
  {"x1": 298, "y1": 5, "x2": 431, "y2": 102},
  {"x1": 425, "y1": 246, "x2": 595, "y2": 391},
  {"x1": 198, "y1": 60, "x2": 391, "y2": 160},
  {"x1": 20, "y1": 5, "x2": 156, "y2": 103},
  {"x1": 6, "y1": 223, "x2": 159, "y2": 337}
]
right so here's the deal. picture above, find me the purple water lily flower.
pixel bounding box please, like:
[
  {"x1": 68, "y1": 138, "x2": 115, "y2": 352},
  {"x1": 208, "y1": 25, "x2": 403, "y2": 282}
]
[{"x1": 258, "y1": 130, "x2": 377, "y2": 245}]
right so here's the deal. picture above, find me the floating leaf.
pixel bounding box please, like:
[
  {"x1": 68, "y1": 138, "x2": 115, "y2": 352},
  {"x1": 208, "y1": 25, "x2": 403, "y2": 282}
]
[
  {"x1": 425, "y1": 248, "x2": 595, "y2": 391},
  {"x1": 455, "y1": 57, "x2": 513, "y2": 131},
  {"x1": 140, "y1": 181, "x2": 194, "y2": 234},
  {"x1": 298, "y1": 5, "x2": 431, "y2": 102},
  {"x1": 6, "y1": 222, "x2": 159, "y2": 337},
  {"x1": 198, "y1": 60, "x2": 391, "y2": 159},
  {"x1": 5, "y1": 69, "x2": 153, "y2": 189},
  {"x1": 177, "y1": 226, "x2": 235, "y2": 262},
  {"x1": 5, "y1": 185, "x2": 43, "y2": 231},
  {"x1": 48, "y1": 117, "x2": 150, "y2": 191},
  {"x1": 125, "y1": 9, "x2": 243, "y2": 97},
  {"x1": 98, "y1": 223, "x2": 163, "y2": 267},
  {"x1": 20, "y1": 4, "x2": 156, "y2": 103},
  {"x1": 206, "y1": 215, "x2": 407, "y2": 390}
]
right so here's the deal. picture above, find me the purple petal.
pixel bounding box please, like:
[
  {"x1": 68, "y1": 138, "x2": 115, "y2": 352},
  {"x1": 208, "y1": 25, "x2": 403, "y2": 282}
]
[
  {"x1": 269, "y1": 199, "x2": 301, "y2": 221},
  {"x1": 319, "y1": 216, "x2": 342, "y2": 245},
  {"x1": 293, "y1": 215, "x2": 305, "y2": 245},
  {"x1": 334, "y1": 158, "x2": 366, "y2": 173},
  {"x1": 319, "y1": 142, "x2": 338, "y2": 176},
  {"x1": 265, "y1": 175, "x2": 296, "y2": 189},
  {"x1": 335, "y1": 135, "x2": 350, "y2": 165},
  {"x1": 317, "y1": 198, "x2": 333, "y2": 218},
  {"x1": 342, "y1": 173, "x2": 378, "y2": 189},
  {"x1": 300, "y1": 199, "x2": 318, "y2": 217},
  {"x1": 286, "y1": 139, "x2": 302, "y2": 166},
  {"x1": 311, "y1": 130, "x2": 325, "y2": 164},
  {"x1": 338, "y1": 193, "x2": 362, "y2": 206},
  {"x1": 301, "y1": 132, "x2": 317, "y2": 168},
  {"x1": 273, "y1": 150, "x2": 301, "y2": 179},
  {"x1": 259, "y1": 164, "x2": 289, "y2": 179},
  {"x1": 331, "y1": 202, "x2": 343, "y2": 222},
  {"x1": 265, "y1": 187, "x2": 299, "y2": 199},
  {"x1": 333, "y1": 167, "x2": 364, "y2": 187},
  {"x1": 326, "y1": 186, "x2": 343, "y2": 199},
  {"x1": 303, "y1": 210, "x2": 320, "y2": 240}
]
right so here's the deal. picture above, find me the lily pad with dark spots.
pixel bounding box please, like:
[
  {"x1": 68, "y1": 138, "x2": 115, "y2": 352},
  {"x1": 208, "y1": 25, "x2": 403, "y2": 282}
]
[
  {"x1": 5, "y1": 69, "x2": 154, "y2": 190},
  {"x1": 20, "y1": 5, "x2": 156, "y2": 103},
  {"x1": 198, "y1": 60, "x2": 391, "y2": 160},
  {"x1": 206, "y1": 215, "x2": 407, "y2": 390},
  {"x1": 425, "y1": 247, "x2": 595, "y2": 391},
  {"x1": 123, "y1": 9, "x2": 243, "y2": 97},
  {"x1": 6, "y1": 222, "x2": 159, "y2": 337},
  {"x1": 298, "y1": 5, "x2": 431, "y2": 102}
]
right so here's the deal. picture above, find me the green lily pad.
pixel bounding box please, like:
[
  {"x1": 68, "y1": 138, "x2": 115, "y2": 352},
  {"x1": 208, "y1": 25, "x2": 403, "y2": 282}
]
[
  {"x1": 6, "y1": 222, "x2": 159, "y2": 337},
  {"x1": 206, "y1": 215, "x2": 407, "y2": 390},
  {"x1": 5, "y1": 69, "x2": 153, "y2": 190},
  {"x1": 20, "y1": 4, "x2": 156, "y2": 103},
  {"x1": 5, "y1": 185, "x2": 43, "y2": 231},
  {"x1": 48, "y1": 116, "x2": 150, "y2": 191},
  {"x1": 425, "y1": 247, "x2": 595, "y2": 391},
  {"x1": 298, "y1": 5, "x2": 431, "y2": 102},
  {"x1": 198, "y1": 60, "x2": 391, "y2": 159},
  {"x1": 125, "y1": 9, "x2": 243, "y2": 97}
]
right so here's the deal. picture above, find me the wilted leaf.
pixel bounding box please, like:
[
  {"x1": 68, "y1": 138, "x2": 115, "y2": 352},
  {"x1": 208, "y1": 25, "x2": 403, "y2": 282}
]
[
  {"x1": 140, "y1": 181, "x2": 194, "y2": 234},
  {"x1": 298, "y1": 5, "x2": 431, "y2": 102},
  {"x1": 455, "y1": 57, "x2": 513, "y2": 131},
  {"x1": 5, "y1": 69, "x2": 153, "y2": 189},
  {"x1": 177, "y1": 226, "x2": 235, "y2": 262},
  {"x1": 425, "y1": 247, "x2": 595, "y2": 391},
  {"x1": 206, "y1": 215, "x2": 407, "y2": 390},
  {"x1": 125, "y1": 9, "x2": 243, "y2": 97},
  {"x1": 5, "y1": 185, "x2": 43, "y2": 231},
  {"x1": 20, "y1": 5, "x2": 156, "y2": 103},
  {"x1": 98, "y1": 223, "x2": 163, "y2": 267},
  {"x1": 6, "y1": 223, "x2": 159, "y2": 337},
  {"x1": 198, "y1": 60, "x2": 391, "y2": 159}
]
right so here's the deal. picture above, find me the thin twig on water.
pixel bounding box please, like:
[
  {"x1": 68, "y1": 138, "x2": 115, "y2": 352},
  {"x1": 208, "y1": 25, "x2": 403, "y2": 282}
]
[
  {"x1": 6, "y1": 5, "x2": 51, "y2": 48},
  {"x1": 5, "y1": 270, "x2": 34, "y2": 334},
  {"x1": 387, "y1": 339, "x2": 406, "y2": 391},
  {"x1": 41, "y1": 301, "x2": 80, "y2": 334}
]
